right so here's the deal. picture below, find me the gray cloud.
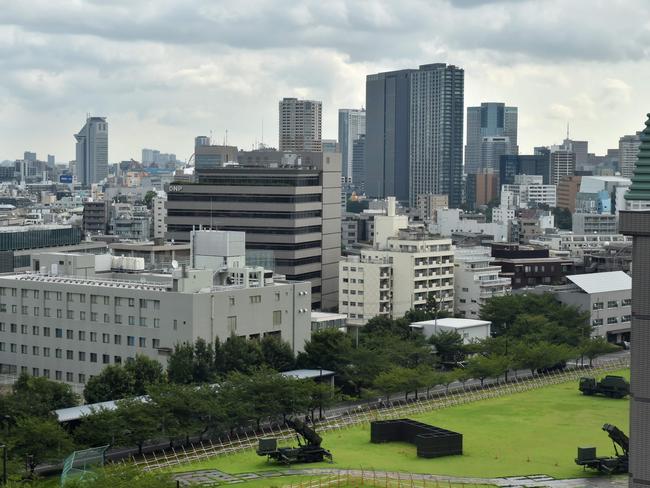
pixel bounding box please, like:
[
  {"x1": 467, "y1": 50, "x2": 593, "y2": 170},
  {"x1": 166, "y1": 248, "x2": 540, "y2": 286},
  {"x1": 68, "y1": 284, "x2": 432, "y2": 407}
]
[{"x1": 0, "y1": 0, "x2": 649, "y2": 161}]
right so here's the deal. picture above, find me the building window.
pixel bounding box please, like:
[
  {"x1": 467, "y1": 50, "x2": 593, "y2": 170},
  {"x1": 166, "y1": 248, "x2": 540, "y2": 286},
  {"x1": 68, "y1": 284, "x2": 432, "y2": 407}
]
[
  {"x1": 67, "y1": 310, "x2": 74, "y2": 320},
  {"x1": 153, "y1": 300, "x2": 160, "y2": 310},
  {"x1": 102, "y1": 333, "x2": 109, "y2": 344},
  {"x1": 43, "y1": 347, "x2": 50, "y2": 357},
  {"x1": 592, "y1": 318, "x2": 603, "y2": 326},
  {"x1": 32, "y1": 368, "x2": 39, "y2": 377},
  {"x1": 32, "y1": 326, "x2": 39, "y2": 336},
  {"x1": 20, "y1": 345, "x2": 27, "y2": 354},
  {"x1": 115, "y1": 297, "x2": 123, "y2": 306},
  {"x1": 102, "y1": 354, "x2": 110, "y2": 364},
  {"x1": 138, "y1": 337, "x2": 146, "y2": 348},
  {"x1": 115, "y1": 314, "x2": 122, "y2": 324},
  {"x1": 227, "y1": 316, "x2": 237, "y2": 333},
  {"x1": 79, "y1": 374, "x2": 86, "y2": 384},
  {"x1": 139, "y1": 317, "x2": 147, "y2": 327},
  {"x1": 114, "y1": 356, "x2": 122, "y2": 364},
  {"x1": 127, "y1": 336, "x2": 135, "y2": 346},
  {"x1": 55, "y1": 328, "x2": 63, "y2": 338},
  {"x1": 152, "y1": 338, "x2": 160, "y2": 348},
  {"x1": 607, "y1": 300, "x2": 618, "y2": 308},
  {"x1": 44, "y1": 308, "x2": 50, "y2": 317},
  {"x1": 622, "y1": 298, "x2": 631, "y2": 306},
  {"x1": 80, "y1": 311, "x2": 86, "y2": 320},
  {"x1": 0, "y1": 342, "x2": 4, "y2": 352},
  {"x1": 91, "y1": 312, "x2": 97, "y2": 322},
  {"x1": 11, "y1": 305, "x2": 16, "y2": 313},
  {"x1": 43, "y1": 369, "x2": 50, "y2": 378},
  {"x1": 228, "y1": 297, "x2": 235, "y2": 306},
  {"x1": 114, "y1": 335, "x2": 121, "y2": 345},
  {"x1": 128, "y1": 298, "x2": 135, "y2": 307},
  {"x1": 273, "y1": 310, "x2": 282, "y2": 326},
  {"x1": 104, "y1": 313, "x2": 110, "y2": 323},
  {"x1": 593, "y1": 302, "x2": 604, "y2": 310},
  {"x1": 621, "y1": 315, "x2": 631, "y2": 323},
  {"x1": 90, "y1": 353, "x2": 97, "y2": 362},
  {"x1": 32, "y1": 346, "x2": 39, "y2": 356},
  {"x1": 78, "y1": 331, "x2": 85, "y2": 341},
  {"x1": 10, "y1": 343, "x2": 16, "y2": 353},
  {"x1": 66, "y1": 372, "x2": 73, "y2": 382},
  {"x1": 66, "y1": 350, "x2": 73, "y2": 360},
  {"x1": 104, "y1": 296, "x2": 110, "y2": 306},
  {"x1": 21, "y1": 306, "x2": 27, "y2": 315},
  {"x1": 139, "y1": 299, "x2": 147, "y2": 309},
  {"x1": 55, "y1": 348, "x2": 62, "y2": 358},
  {"x1": 66, "y1": 329, "x2": 73, "y2": 340},
  {"x1": 78, "y1": 351, "x2": 85, "y2": 361},
  {"x1": 153, "y1": 318, "x2": 160, "y2": 328},
  {"x1": 90, "y1": 332, "x2": 97, "y2": 342},
  {"x1": 57, "y1": 309, "x2": 62, "y2": 318},
  {"x1": 91, "y1": 295, "x2": 98, "y2": 304},
  {"x1": 128, "y1": 316, "x2": 135, "y2": 326},
  {"x1": 607, "y1": 317, "x2": 618, "y2": 324},
  {"x1": 79, "y1": 294, "x2": 86, "y2": 303},
  {"x1": 20, "y1": 324, "x2": 27, "y2": 334},
  {"x1": 55, "y1": 371, "x2": 62, "y2": 381},
  {"x1": 173, "y1": 319, "x2": 178, "y2": 330},
  {"x1": 250, "y1": 295, "x2": 261, "y2": 304}
]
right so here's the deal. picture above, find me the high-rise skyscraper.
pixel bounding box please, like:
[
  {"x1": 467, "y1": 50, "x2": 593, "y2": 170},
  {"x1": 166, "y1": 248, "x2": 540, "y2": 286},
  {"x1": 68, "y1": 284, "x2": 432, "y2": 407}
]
[
  {"x1": 465, "y1": 103, "x2": 518, "y2": 175},
  {"x1": 352, "y1": 135, "x2": 366, "y2": 193},
  {"x1": 366, "y1": 63, "x2": 464, "y2": 207},
  {"x1": 279, "y1": 98, "x2": 322, "y2": 152},
  {"x1": 619, "y1": 114, "x2": 650, "y2": 488},
  {"x1": 338, "y1": 109, "x2": 366, "y2": 183},
  {"x1": 74, "y1": 116, "x2": 108, "y2": 186},
  {"x1": 619, "y1": 133, "x2": 642, "y2": 178}
]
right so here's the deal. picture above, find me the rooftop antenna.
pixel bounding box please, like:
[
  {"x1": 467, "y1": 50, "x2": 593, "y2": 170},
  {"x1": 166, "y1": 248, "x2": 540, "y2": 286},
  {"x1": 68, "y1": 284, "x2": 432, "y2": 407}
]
[
  {"x1": 225, "y1": 129, "x2": 228, "y2": 146},
  {"x1": 566, "y1": 122, "x2": 570, "y2": 141}
]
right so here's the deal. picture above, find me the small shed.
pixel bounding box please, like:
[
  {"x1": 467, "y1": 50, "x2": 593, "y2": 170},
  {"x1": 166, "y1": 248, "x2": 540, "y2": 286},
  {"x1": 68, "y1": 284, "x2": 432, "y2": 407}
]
[{"x1": 409, "y1": 318, "x2": 491, "y2": 343}]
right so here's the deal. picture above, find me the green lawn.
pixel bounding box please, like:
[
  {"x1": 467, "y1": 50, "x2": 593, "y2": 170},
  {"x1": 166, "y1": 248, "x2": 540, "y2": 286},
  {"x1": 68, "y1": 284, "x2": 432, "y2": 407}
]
[{"x1": 173, "y1": 370, "x2": 630, "y2": 479}]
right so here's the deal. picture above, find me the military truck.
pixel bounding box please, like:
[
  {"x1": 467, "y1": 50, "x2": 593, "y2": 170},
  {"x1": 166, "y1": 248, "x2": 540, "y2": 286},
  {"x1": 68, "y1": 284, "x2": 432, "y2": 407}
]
[
  {"x1": 579, "y1": 375, "x2": 629, "y2": 398},
  {"x1": 257, "y1": 417, "x2": 332, "y2": 465},
  {"x1": 575, "y1": 423, "x2": 628, "y2": 474}
]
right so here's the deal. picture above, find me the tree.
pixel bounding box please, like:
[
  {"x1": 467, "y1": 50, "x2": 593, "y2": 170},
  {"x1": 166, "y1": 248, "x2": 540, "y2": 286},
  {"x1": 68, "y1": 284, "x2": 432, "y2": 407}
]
[
  {"x1": 62, "y1": 464, "x2": 172, "y2": 488},
  {"x1": 362, "y1": 315, "x2": 411, "y2": 339},
  {"x1": 116, "y1": 398, "x2": 160, "y2": 455},
  {"x1": 373, "y1": 368, "x2": 405, "y2": 403},
  {"x1": 124, "y1": 355, "x2": 165, "y2": 395},
  {"x1": 143, "y1": 190, "x2": 157, "y2": 209},
  {"x1": 73, "y1": 408, "x2": 126, "y2": 448},
  {"x1": 222, "y1": 334, "x2": 263, "y2": 373},
  {"x1": 193, "y1": 338, "x2": 216, "y2": 383},
  {"x1": 148, "y1": 383, "x2": 205, "y2": 445},
  {"x1": 84, "y1": 365, "x2": 136, "y2": 403},
  {"x1": 11, "y1": 373, "x2": 78, "y2": 417},
  {"x1": 10, "y1": 416, "x2": 74, "y2": 475},
  {"x1": 512, "y1": 341, "x2": 575, "y2": 375},
  {"x1": 466, "y1": 355, "x2": 509, "y2": 387},
  {"x1": 166, "y1": 342, "x2": 195, "y2": 384},
  {"x1": 580, "y1": 337, "x2": 620, "y2": 367},
  {"x1": 296, "y1": 328, "x2": 353, "y2": 373},
  {"x1": 429, "y1": 330, "x2": 465, "y2": 366},
  {"x1": 260, "y1": 335, "x2": 295, "y2": 371}
]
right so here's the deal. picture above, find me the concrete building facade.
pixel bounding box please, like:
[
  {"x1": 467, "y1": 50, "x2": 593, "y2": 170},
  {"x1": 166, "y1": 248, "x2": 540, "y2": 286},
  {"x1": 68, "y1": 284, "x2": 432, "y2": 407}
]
[
  {"x1": 279, "y1": 98, "x2": 322, "y2": 152},
  {"x1": 166, "y1": 151, "x2": 341, "y2": 311},
  {"x1": 466, "y1": 103, "x2": 518, "y2": 175},
  {"x1": 453, "y1": 247, "x2": 511, "y2": 319},
  {"x1": 556, "y1": 175, "x2": 582, "y2": 212},
  {"x1": 0, "y1": 252, "x2": 312, "y2": 385},
  {"x1": 618, "y1": 133, "x2": 641, "y2": 178}
]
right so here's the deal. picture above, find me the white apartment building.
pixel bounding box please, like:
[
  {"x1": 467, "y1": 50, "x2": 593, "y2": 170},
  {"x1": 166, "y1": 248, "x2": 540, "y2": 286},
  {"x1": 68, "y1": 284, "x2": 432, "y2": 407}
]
[
  {"x1": 432, "y1": 208, "x2": 509, "y2": 242},
  {"x1": 0, "y1": 251, "x2": 312, "y2": 387},
  {"x1": 529, "y1": 233, "x2": 632, "y2": 258},
  {"x1": 453, "y1": 247, "x2": 511, "y2": 318},
  {"x1": 340, "y1": 228, "x2": 454, "y2": 326},
  {"x1": 501, "y1": 174, "x2": 556, "y2": 208}
]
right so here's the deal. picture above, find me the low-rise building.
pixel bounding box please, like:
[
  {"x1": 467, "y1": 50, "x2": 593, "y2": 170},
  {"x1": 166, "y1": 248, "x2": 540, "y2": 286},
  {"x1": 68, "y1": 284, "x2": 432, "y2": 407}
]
[
  {"x1": 572, "y1": 213, "x2": 618, "y2": 234},
  {"x1": 416, "y1": 194, "x2": 448, "y2": 221},
  {"x1": 0, "y1": 251, "x2": 311, "y2": 386},
  {"x1": 453, "y1": 247, "x2": 511, "y2": 318},
  {"x1": 410, "y1": 318, "x2": 491, "y2": 343}
]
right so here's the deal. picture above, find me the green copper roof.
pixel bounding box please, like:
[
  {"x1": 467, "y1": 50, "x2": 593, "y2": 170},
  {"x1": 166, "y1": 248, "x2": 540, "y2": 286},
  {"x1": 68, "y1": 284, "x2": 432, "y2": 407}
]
[{"x1": 625, "y1": 113, "x2": 650, "y2": 201}]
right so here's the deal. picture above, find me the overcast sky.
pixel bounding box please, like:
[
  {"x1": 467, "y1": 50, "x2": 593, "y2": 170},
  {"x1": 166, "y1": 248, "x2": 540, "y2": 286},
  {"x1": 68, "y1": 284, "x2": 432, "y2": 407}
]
[{"x1": 1, "y1": 0, "x2": 649, "y2": 163}]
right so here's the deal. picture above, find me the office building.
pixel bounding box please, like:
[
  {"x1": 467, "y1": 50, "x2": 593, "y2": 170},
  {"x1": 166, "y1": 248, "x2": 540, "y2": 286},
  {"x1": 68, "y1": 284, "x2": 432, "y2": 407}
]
[
  {"x1": 75, "y1": 116, "x2": 108, "y2": 186},
  {"x1": 572, "y1": 213, "x2": 618, "y2": 234},
  {"x1": 366, "y1": 64, "x2": 464, "y2": 207},
  {"x1": 551, "y1": 150, "x2": 576, "y2": 185},
  {"x1": 321, "y1": 140, "x2": 339, "y2": 153},
  {"x1": 0, "y1": 251, "x2": 312, "y2": 383},
  {"x1": 619, "y1": 114, "x2": 650, "y2": 488},
  {"x1": 338, "y1": 109, "x2": 366, "y2": 183},
  {"x1": 466, "y1": 172, "x2": 499, "y2": 210},
  {"x1": 416, "y1": 194, "x2": 448, "y2": 221},
  {"x1": 152, "y1": 194, "x2": 167, "y2": 239},
  {"x1": 279, "y1": 98, "x2": 322, "y2": 152},
  {"x1": 166, "y1": 150, "x2": 341, "y2": 311},
  {"x1": 83, "y1": 201, "x2": 109, "y2": 235},
  {"x1": 352, "y1": 135, "x2": 366, "y2": 192},
  {"x1": 491, "y1": 243, "x2": 575, "y2": 289},
  {"x1": 564, "y1": 139, "x2": 589, "y2": 167},
  {"x1": 466, "y1": 103, "x2": 518, "y2": 175},
  {"x1": 501, "y1": 174, "x2": 556, "y2": 208},
  {"x1": 557, "y1": 175, "x2": 582, "y2": 212},
  {"x1": 499, "y1": 155, "x2": 551, "y2": 186},
  {"x1": 194, "y1": 136, "x2": 211, "y2": 148},
  {"x1": 453, "y1": 247, "x2": 511, "y2": 319},
  {"x1": 618, "y1": 133, "x2": 641, "y2": 178},
  {"x1": 194, "y1": 143, "x2": 238, "y2": 170}
]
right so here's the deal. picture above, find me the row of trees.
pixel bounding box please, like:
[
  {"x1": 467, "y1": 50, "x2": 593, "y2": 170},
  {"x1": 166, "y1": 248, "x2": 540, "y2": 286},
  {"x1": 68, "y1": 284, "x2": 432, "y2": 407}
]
[{"x1": 1, "y1": 368, "x2": 336, "y2": 477}]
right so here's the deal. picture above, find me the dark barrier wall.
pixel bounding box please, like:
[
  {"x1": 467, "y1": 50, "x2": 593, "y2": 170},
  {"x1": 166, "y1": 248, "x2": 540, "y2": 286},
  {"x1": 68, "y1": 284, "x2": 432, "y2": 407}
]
[{"x1": 370, "y1": 419, "x2": 462, "y2": 458}]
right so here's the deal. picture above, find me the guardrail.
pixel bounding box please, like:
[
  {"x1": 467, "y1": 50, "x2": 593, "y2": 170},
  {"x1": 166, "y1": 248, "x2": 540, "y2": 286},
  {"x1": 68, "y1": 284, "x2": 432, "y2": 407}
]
[{"x1": 133, "y1": 356, "x2": 629, "y2": 472}]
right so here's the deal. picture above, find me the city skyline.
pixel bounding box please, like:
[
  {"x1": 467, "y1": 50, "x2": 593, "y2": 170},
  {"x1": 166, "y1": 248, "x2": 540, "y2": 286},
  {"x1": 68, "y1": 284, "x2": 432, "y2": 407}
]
[{"x1": 1, "y1": 0, "x2": 649, "y2": 162}]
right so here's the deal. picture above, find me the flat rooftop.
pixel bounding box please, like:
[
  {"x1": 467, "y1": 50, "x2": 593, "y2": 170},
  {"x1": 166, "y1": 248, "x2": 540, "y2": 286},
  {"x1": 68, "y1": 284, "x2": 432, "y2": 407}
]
[{"x1": 410, "y1": 318, "x2": 491, "y2": 329}]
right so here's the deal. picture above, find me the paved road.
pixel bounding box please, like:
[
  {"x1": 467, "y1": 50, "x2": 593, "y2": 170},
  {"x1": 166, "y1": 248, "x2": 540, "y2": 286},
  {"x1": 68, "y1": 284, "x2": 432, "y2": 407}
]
[{"x1": 174, "y1": 467, "x2": 629, "y2": 488}]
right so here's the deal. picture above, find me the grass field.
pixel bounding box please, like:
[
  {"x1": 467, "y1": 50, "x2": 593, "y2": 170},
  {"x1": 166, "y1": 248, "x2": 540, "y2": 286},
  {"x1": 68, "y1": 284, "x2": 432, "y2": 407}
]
[{"x1": 173, "y1": 369, "x2": 630, "y2": 479}]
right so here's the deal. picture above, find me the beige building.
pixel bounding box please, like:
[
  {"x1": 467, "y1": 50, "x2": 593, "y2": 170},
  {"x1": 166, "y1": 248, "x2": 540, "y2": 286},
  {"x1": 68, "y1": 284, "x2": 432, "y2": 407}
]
[
  {"x1": 416, "y1": 194, "x2": 448, "y2": 221},
  {"x1": 339, "y1": 200, "x2": 454, "y2": 325},
  {"x1": 279, "y1": 98, "x2": 322, "y2": 152}
]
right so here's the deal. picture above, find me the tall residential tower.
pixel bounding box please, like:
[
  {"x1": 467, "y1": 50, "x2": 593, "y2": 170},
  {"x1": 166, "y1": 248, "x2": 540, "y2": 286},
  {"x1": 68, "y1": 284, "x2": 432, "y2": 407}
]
[
  {"x1": 279, "y1": 98, "x2": 322, "y2": 152},
  {"x1": 365, "y1": 64, "x2": 464, "y2": 207},
  {"x1": 338, "y1": 108, "x2": 366, "y2": 184},
  {"x1": 75, "y1": 116, "x2": 108, "y2": 186}
]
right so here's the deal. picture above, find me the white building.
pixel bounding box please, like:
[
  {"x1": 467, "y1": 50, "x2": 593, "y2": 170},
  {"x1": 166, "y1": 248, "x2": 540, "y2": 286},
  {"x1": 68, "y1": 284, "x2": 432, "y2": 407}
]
[
  {"x1": 529, "y1": 233, "x2": 632, "y2": 258},
  {"x1": 573, "y1": 213, "x2": 618, "y2": 234},
  {"x1": 501, "y1": 174, "x2": 556, "y2": 208},
  {"x1": 0, "y1": 251, "x2": 312, "y2": 386},
  {"x1": 339, "y1": 199, "x2": 454, "y2": 326},
  {"x1": 453, "y1": 247, "x2": 511, "y2": 318},
  {"x1": 410, "y1": 318, "x2": 491, "y2": 343},
  {"x1": 432, "y1": 208, "x2": 509, "y2": 242}
]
